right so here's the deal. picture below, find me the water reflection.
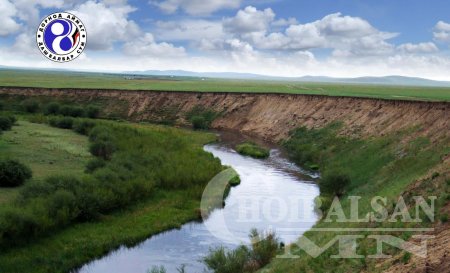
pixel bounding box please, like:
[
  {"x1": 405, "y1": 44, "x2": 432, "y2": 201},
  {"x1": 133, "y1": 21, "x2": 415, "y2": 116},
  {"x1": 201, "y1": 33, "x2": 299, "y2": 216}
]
[{"x1": 78, "y1": 142, "x2": 319, "y2": 273}]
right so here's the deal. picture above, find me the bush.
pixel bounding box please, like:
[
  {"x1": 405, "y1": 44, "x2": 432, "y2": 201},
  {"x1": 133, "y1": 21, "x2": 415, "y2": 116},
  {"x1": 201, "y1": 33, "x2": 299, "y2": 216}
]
[
  {"x1": 44, "y1": 102, "x2": 60, "y2": 115},
  {"x1": 187, "y1": 106, "x2": 218, "y2": 130},
  {"x1": 28, "y1": 114, "x2": 47, "y2": 124},
  {"x1": 203, "y1": 230, "x2": 279, "y2": 273},
  {"x1": 0, "y1": 116, "x2": 13, "y2": 131},
  {"x1": 250, "y1": 229, "x2": 279, "y2": 266},
  {"x1": 319, "y1": 169, "x2": 351, "y2": 196},
  {"x1": 203, "y1": 246, "x2": 252, "y2": 273},
  {"x1": 73, "y1": 120, "x2": 96, "y2": 135},
  {"x1": 0, "y1": 160, "x2": 32, "y2": 187},
  {"x1": 85, "y1": 158, "x2": 106, "y2": 173},
  {"x1": 0, "y1": 101, "x2": 3, "y2": 111},
  {"x1": 48, "y1": 117, "x2": 74, "y2": 129},
  {"x1": 22, "y1": 100, "x2": 40, "y2": 113},
  {"x1": 60, "y1": 105, "x2": 85, "y2": 117},
  {"x1": 89, "y1": 141, "x2": 116, "y2": 160},
  {"x1": 86, "y1": 106, "x2": 100, "y2": 119},
  {"x1": 191, "y1": 116, "x2": 208, "y2": 130},
  {"x1": 235, "y1": 142, "x2": 270, "y2": 159}
]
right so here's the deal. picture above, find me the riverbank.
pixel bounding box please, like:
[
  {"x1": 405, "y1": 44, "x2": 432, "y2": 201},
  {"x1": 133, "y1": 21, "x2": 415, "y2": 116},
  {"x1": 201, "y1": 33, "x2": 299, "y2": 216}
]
[{"x1": 0, "y1": 116, "x2": 225, "y2": 273}]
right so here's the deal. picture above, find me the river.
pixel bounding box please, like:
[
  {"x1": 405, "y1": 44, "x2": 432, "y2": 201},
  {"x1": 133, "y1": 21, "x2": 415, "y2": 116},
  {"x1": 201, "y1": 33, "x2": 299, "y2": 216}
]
[{"x1": 78, "y1": 135, "x2": 320, "y2": 273}]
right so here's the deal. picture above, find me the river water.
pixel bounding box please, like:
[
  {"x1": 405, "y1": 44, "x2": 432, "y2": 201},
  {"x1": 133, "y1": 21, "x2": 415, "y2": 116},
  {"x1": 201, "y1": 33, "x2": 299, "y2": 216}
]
[{"x1": 78, "y1": 136, "x2": 320, "y2": 273}]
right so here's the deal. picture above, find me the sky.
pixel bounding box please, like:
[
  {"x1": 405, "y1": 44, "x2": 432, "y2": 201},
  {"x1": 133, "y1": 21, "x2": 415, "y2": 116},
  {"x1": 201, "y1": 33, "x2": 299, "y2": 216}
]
[{"x1": 1, "y1": 0, "x2": 450, "y2": 80}]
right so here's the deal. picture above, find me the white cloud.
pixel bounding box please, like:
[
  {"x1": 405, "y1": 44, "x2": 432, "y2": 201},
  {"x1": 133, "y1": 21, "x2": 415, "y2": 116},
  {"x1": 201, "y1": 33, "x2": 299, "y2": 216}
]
[
  {"x1": 70, "y1": 1, "x2": 140, "y2": 50},
  {"x1": 433, "y1": 21, "x2": 450, "y2": 43},
  {"x1": 155, "y1": 20, "x2": 224, "y2": 42},
  {"x1": 0, "y1": 0, "x2": 21, "y2": 36},
  {"x1": 123, "y1": 33, "x2": 185, "y2": 57},
  {"x1": 223, "y1": 6, "x2": 275, "y2": 34},
  {"x1": 397, "y1": 42, "x2": 439, "y2": 53},
  {"x1": 151, "y1": 0, "x2": 242, "y2": 15}
]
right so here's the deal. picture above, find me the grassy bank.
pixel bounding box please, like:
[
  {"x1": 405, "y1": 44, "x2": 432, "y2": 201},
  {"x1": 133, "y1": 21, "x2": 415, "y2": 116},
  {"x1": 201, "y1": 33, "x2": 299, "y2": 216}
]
[
  {"x1": 1, "y1": 69, "x2": 450, "y2": 101},
  {"x1": 0, "y1": 114, "x2": 226, "y2": 272},
  {"x1": 259, "y1": 124, "x2": 450, "y2": 273}
]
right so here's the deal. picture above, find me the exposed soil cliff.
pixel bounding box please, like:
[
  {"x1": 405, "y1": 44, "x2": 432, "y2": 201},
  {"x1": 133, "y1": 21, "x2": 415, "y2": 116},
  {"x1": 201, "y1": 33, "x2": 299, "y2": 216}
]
[{"x1": 1, "y1": 87, "x2": 449, "y2": 142}]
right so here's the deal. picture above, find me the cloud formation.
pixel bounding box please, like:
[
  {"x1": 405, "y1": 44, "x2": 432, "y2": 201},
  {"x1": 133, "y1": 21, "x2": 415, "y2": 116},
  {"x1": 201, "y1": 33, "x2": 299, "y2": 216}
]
[
  {"x1": 433, "y1": 21, "x2": 450, "y2": 43},
  {"x1": 151, "y1": 0, "x2": 242, "y2": 15},
  {"x1": 0, "y1": 0, "x2": 21, "y2": 36}
]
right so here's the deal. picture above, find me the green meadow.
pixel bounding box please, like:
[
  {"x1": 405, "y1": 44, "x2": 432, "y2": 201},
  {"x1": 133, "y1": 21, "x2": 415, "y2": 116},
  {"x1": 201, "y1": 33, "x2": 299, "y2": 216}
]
[
  {"x1": 1, "y1": 69, "x2": 450, "y2": 101},
  {"x1": 0, "y1": 109, "x2": 228, "y2": 272}
]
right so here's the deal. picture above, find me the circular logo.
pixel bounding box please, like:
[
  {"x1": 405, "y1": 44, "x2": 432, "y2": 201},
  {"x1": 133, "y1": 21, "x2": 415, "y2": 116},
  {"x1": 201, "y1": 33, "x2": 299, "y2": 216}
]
[{"x1": 36, "y1": 12, "x2": 87, "y2": 63}]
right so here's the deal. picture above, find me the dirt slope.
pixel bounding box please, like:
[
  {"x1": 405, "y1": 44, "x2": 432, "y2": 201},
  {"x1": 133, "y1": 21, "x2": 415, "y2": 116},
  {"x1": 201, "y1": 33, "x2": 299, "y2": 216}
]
[{"x1": 1, "y1": 87, "x2": 449, "y2": 142}]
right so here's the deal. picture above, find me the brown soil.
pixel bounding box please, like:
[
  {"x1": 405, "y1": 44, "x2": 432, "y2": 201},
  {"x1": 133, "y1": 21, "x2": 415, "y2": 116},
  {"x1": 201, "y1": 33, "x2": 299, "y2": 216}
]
[{"x1": 1, "y1": 87, "x2": 449, "y2": 143}]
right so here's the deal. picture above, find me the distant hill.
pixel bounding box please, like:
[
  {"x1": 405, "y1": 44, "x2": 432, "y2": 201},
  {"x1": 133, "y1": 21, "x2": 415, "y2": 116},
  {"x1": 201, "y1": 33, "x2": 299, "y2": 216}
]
[{"x1": 129, "y1": 70, "x2": 450, "y2": 87}]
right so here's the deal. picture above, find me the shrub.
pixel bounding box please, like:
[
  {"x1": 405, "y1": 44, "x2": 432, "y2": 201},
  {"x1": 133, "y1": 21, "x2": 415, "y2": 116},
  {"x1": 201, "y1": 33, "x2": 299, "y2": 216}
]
[
  {"x1": 0, "y1": 101, "x2": 3, "y2": 111},
  {"x1": 28, "y1": 114, "x2": 47, "y2": 124},
  {"x1": 203, "y1": 230, "x2": 279, "y2": 273},
  {"x1": 319, "y1": 169, "x2": 351, "y2": 197},
  {"x1": 22, "y1": 100, "x2": 40, "y2": 113},
  {"x1": 0, "y1": 116, "x2": 13, "y2": 131},
  {"x1": 191, "y1": 115, "x2": 208, "y2": 130},
  {"x1": 85, "y1": 158, "x2": 106, "y2": 173},
  {"x1": 250, "y1": 229, "x2": 279, "y2": 266},
  {"x1": 60, "y1": 105, "x2": 85, "y2": 117},
  {"x1": 89, "y1": 141, "x2": 116, "y2": 160},
  {"x1": 441, "y1": 213, "x2": 448, "y2": 223},
  {"x1": 48, "y1": 117, "x2": 74, "y2": 129},
  {"x1": 187, "y1": 106, "x2": 218, "y2": 130},
  {"x1": 0, "y1": 159, "x2": 32, "y2": 187},
  {"x1": 89, "y1": 126, "x2": 113, "y2": 142},
  {"x1": 235, "y1": 142, "x2": 270, "y2": 159},
  {"x1": 73, "y1": 120, "x2": 96, "y2": 135},
  {"x1": 203, "y1": 246, "x2": 251, "y2": 273},
  {"x1": 86, "y1": 106, "x2": 100, "y2": 119},
  {"x1": 44, "y1": 102, "x2": 61, "y2": 115}
]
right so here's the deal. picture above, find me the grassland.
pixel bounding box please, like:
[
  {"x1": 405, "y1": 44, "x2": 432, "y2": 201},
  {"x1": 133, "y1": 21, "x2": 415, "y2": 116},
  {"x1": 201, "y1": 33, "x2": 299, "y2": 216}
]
[
  {"x1": 259, "y1": 124, "x2": 450, "y2": 273},
  {"x1": 0, "y1": 112, "x2": 227, "y2": 272},
  {"x1": 0, "y1": 120, "x2": 92, "y2": 205},
  {"x1": 1, "y1": 69, "x2": 450, "y2": 101}
]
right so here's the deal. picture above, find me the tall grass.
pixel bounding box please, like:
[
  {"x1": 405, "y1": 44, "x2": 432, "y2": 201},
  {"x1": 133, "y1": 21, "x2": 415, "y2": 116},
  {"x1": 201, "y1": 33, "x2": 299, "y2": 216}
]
[{"x1": 0, "y1": 119, "x2": 222, "y2": 248}]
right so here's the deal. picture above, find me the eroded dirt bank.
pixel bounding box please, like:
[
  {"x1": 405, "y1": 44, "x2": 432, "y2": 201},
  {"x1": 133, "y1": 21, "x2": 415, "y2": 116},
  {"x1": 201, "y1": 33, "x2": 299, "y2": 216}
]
[{"x1": 1, "y1": 87, "x2": 449, "y2": 142}]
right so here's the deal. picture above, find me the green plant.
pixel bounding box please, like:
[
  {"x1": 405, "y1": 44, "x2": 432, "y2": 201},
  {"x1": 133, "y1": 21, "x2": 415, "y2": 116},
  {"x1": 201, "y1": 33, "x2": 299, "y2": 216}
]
[
  {"x1": 186, "y1": 106, "x2": 218, "y2": 130},
  {"x1": 60, "y1": 106, "x2": 85, "y2": 117},
  {"x1": 85, "y1": 158, "x2": 106, "y2": 173},
  {"x1": 44, "y1": 102, "x2": 61, "y2": 115},
  {"x1": 73, "y1": 120, "x2": 96, "y2": 135},
  {"x1": 440, "y1": 213, "x2": 448, "y2": 223},
  {"x1": 401, "y1": 252, "x2": 411, "y2": 264},
  {"x1": 235, "y1": 142, "x2": 270, "y2": 159},
  {"x1": 319, "y1": 169, "x2": 351, "y2": 197},
  {"x1": 203, "y1": 246, "x2": 251, "y2": 273},
  {"x1": 191, "y1": 115, "x2": 208, "y2": 130},
  {"x1": 89, "y1": 141, "x2": 116, "y2": 160},
  {"x1": 22, "y1": 100, "x2": 40, "y2": 113},
  {"x1": 0, "y1": 159, "x2": 32, "y2": 187},
  {"x1": 0, "y1": 116, "x2": 13, "y2": 131},
  {"x1": 249, "y1": 229, "x2": 279, "y2": 267},
  {"x1": 48, "y1": 117, "x2": 74, "y2": 129},
  {"x1": 86, "y1": 106, "x2": 100, "y2": 119}
]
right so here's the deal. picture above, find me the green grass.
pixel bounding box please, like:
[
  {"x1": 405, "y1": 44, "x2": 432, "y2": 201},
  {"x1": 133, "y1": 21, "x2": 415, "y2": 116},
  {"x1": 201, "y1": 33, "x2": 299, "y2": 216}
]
[
  {"x1": 1, "y1": 69, "x2": 450, "y2": 101},
  {"x1": 0, "y1": 115, "x2": 229, "y2": 273},
  {"x1": 0, "y1": 190, "x2": 200, "y2": 273},
  {"x1": 0, "y1": 120, "x2": 92, "y2": 205},
  {"x1": 235, "y1": 142, "x2": 270, "y2": 159},
  {"x1": 260, "y1": 125, "x2": 450, "y2": 273}
]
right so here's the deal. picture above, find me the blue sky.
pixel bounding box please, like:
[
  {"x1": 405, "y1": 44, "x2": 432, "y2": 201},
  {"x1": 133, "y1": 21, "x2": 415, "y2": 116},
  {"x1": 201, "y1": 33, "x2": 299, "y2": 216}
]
[{"x1": 1, "y1": 0, "x2": 450, "y2": 80}]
